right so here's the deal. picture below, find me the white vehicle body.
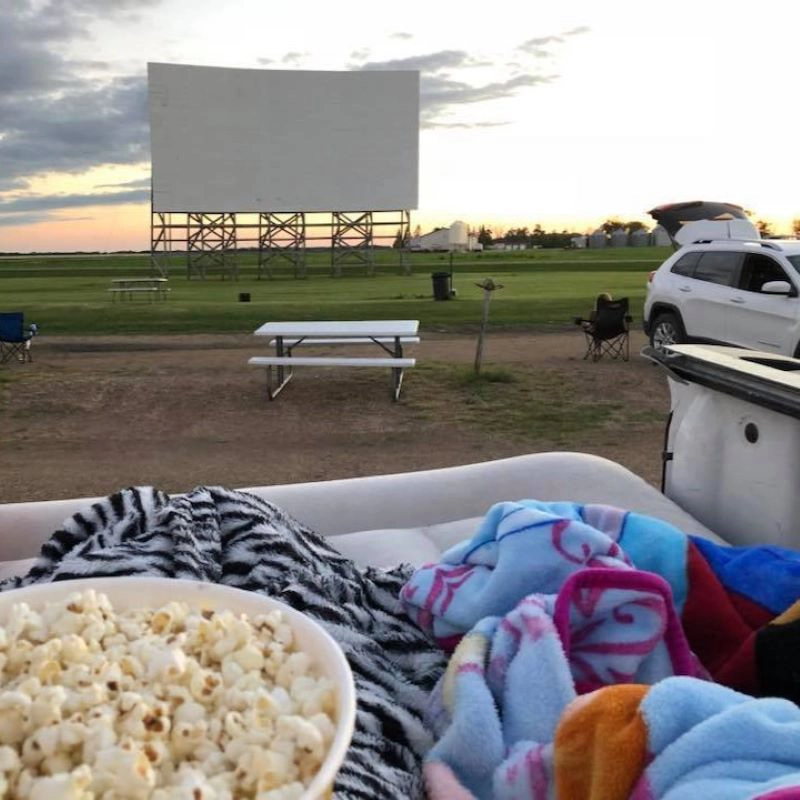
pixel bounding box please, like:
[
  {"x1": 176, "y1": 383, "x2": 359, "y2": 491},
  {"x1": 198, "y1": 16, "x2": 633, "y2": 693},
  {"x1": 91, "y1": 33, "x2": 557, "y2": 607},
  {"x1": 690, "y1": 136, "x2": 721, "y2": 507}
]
[
  {"x1": 649, "y1": 344, "x2": 800, "y2": 548},
  {"x1": 644, "y1": 239, "x2": 800, "y2": 357}
]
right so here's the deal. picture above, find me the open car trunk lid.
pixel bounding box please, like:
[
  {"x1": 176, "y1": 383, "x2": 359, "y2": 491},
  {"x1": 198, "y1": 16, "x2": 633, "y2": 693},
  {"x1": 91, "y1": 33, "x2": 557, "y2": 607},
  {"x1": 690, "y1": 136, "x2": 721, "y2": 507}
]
[{"x1": 649, "y1": 200, "x2": 760, "y2": 245}]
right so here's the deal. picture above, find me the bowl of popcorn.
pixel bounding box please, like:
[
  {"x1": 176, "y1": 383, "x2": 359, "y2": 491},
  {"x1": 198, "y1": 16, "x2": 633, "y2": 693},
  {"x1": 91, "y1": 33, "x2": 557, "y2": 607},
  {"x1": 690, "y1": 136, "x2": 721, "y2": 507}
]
[{"x1": 0, "y1": 577, "x2": 356, "y2": 799}]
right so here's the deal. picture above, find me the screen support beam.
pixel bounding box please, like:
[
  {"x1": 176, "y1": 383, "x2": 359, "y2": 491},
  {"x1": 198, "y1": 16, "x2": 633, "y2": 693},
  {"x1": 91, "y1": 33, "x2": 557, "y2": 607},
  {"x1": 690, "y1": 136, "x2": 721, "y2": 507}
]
[{"x1": 150, "y1": 208, "x2": 410, "y2": 279}]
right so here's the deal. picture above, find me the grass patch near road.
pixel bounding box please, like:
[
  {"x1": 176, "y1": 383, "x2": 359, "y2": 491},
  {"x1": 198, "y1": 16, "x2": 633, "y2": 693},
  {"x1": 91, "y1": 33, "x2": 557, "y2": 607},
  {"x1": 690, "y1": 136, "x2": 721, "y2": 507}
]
[{"x1": 410, "y1": 362, "x2": 625, "y2": 444}]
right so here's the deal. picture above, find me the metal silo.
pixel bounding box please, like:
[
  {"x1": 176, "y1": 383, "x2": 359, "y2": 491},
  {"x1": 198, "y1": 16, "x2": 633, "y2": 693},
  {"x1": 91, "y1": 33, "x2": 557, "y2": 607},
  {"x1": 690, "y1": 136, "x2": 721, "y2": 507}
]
[
  {"x1": 588, "y1": 229, "x2": 607, "y2": 248},
  {"x1": 449, "y1": 221, "x2": 469, "y2": 251},
  {"x1": 609, "y1": 228, "x2": 629, "y2": 247}
]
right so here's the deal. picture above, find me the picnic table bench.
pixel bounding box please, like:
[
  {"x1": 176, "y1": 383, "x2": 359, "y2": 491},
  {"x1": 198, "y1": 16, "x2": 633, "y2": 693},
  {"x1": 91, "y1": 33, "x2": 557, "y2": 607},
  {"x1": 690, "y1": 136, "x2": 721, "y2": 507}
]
[
  {"x1": 108, "y1": 278, "x2": 170, "y2": 301},
  {"x1": 250, "y1": 320, "x2": 419, "y2": 401}
]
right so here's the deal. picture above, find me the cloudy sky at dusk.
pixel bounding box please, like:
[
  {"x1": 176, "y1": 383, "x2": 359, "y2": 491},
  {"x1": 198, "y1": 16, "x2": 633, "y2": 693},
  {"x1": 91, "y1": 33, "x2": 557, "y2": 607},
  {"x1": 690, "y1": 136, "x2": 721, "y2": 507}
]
[{"x1": 1, "y1": 0, "x2": 798, "y2": 252}]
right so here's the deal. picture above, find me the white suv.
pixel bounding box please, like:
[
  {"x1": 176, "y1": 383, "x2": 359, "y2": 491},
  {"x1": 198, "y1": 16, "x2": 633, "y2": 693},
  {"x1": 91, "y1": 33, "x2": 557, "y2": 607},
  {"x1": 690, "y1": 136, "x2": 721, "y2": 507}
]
[{"x1": 644, "y1": 239, "x2": 800, "y2": 356}]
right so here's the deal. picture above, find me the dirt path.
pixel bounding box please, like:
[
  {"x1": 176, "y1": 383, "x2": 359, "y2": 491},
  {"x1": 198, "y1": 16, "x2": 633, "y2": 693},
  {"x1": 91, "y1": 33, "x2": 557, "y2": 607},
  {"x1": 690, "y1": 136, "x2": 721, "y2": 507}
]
[{"x1": 0, "y1": 330, "x2": 669, "y2": 503}]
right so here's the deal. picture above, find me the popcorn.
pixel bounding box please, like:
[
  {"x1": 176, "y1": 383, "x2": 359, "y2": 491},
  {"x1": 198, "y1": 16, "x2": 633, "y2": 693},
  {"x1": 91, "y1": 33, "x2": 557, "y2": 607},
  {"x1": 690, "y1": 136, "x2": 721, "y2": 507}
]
[
  {"x1": 256, "y1": 781, "x2": 306, "y2": 800},
  {"x1": 0, "y1": 591, "x2": 335, "y2": 797},
  {"x1": 25, "y1": 763, "x2": 93, "y2": 800}
]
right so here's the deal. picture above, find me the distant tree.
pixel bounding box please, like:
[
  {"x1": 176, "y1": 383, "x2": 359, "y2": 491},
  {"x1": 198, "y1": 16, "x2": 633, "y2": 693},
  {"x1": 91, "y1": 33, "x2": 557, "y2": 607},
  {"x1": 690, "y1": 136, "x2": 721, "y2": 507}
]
[
  {"x1": 392, "y1": 227, "x2": 409, "y2": 249},
  {"x1": 506, "y1": 227, "x2": 530, "y2": 245},
  {"x1": 600, "y1": 218, "x2": 625, "y2": 234},
  {"x1": 756, "y1": 219, "x2": 773, "y2": 237},
  {"x1": 625, "y1": 221, "x2": 647, "y2": 234},
  {"x1": 792, "y1": 218, "x2": 800, "y2": 238},
  {"x1": 477, "y1": 225, "x2": 494, "y2": 247}
]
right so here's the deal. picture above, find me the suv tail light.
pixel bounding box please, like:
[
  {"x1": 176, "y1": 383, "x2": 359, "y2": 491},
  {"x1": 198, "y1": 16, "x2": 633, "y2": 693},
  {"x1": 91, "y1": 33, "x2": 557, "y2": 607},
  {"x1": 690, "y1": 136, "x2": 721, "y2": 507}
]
[{"x1": 648, "y1": 270, "x2": 656, "y2": 283}]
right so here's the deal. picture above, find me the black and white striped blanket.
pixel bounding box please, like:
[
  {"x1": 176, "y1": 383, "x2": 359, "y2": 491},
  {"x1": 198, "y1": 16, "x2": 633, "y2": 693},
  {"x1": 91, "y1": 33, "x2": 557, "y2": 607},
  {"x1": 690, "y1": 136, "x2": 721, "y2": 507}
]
[{"x1": 0, "y1": 486, "x2": 447, "y2": 799}]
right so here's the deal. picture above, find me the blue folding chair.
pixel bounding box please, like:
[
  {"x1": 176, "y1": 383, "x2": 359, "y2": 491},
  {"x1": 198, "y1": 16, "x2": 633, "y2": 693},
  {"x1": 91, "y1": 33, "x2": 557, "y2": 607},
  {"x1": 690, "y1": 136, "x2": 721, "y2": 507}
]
[{"x1": 0, "y1": 312, "x2": 38, "y2": 364}]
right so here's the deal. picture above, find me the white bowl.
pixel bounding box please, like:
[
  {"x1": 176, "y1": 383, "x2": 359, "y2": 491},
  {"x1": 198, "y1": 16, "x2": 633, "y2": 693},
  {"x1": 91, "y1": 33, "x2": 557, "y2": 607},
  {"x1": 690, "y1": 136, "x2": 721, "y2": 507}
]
[{"x1": 0, "y1": 577, "x2": 356, "y2": 799}]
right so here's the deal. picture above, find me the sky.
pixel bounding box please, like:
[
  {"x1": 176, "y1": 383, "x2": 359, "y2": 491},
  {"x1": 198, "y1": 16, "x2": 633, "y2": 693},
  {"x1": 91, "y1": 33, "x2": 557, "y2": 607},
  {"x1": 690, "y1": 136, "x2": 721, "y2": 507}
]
[{"x1": 1, "y1": 0, "x2": 799, "y2": 252}]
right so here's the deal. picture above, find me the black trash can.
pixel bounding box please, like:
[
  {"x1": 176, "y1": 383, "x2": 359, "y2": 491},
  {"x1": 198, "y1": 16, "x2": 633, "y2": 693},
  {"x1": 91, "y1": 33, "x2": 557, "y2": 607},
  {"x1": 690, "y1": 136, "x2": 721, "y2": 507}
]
[
  {"x1": 238, "y1": 292, "x2": 251, "y2": 303},
  {"x1": 431, "y1": 271, "x2": 452, "y2": 301}
]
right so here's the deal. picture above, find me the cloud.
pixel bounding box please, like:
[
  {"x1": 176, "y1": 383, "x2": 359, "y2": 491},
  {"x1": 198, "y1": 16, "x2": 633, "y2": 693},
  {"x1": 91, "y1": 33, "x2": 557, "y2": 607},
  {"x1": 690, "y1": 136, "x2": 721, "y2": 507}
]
[
  {"x1": 420, "y1": 72, "x2": 555, "y2": 125},
  {"x1": 1, "y1": 4, "x2": 588, "y2": 209},
  {"x1": 94, "y1": 177, "x2": 151, "y2": 190},
  {"x1": 73, "y1": 60, "x2": 113, "y2": 71},
  {"x1": 281, "y1": 51, "x2": 309, "y2": 65},
  {"x1": 0, "y1": 213, "x2": 53, "y2": 227},
  {"x1": 0, "y1": 0, "x2": 160, "y2": 188},
  {"x1": 0, "y1": 76, "x2": 150, "y2": 184},
  {"x1": 0, "y1": 189, "x2": 149, "y2": 214},
  {"x1": 356, "y1": 50, "x2": 479, "y2": 73},
  {"x1": 517, "y1": 26, "x2": 590, "y2": 54},
  {"x1": 0, "y1": 176, "x2": 31, "y2": 192},
  {"x1": 518, "y1": 35, "x2": 565, "y2": 50},
  {"x1": 352, "y1": 39, "x2": 564, "y2": 127},
  {"x1": 0, "y1": 213, "x2": 94, "y2": 227}
]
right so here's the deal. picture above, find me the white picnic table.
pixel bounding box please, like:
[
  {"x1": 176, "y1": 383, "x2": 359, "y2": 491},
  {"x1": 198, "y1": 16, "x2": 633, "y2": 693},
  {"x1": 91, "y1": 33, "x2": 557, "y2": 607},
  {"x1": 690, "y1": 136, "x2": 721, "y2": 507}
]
[
  {"x1": 108, "y1": 277, "x2": 170, "y2": 301},
  {"x1": 250, "y1": 320, "x2": 419, "y2": 400}
]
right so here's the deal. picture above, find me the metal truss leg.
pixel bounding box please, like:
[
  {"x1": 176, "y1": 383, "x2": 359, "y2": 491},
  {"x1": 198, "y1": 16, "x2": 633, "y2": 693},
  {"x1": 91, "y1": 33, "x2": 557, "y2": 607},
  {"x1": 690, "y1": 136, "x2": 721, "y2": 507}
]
[
  {"x1": 265, "y1": 336, "x2": 293, "y2": 400},
  {"x1": 266, "y1": 367, "x2": 293, "y2": 400},
  {"x1": 391, "y1": 367, "x2": 405, "y2": 401},
  {"x1": 391, "y1": 336, "x2": 405, "y2": 400}
]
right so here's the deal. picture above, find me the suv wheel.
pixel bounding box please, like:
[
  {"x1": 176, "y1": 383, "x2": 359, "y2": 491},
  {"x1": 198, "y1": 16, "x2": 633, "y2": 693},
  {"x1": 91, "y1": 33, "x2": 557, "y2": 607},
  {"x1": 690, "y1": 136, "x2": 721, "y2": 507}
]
[{"x1": 650, "y1": 312, "x2": 684, "y2": 350}]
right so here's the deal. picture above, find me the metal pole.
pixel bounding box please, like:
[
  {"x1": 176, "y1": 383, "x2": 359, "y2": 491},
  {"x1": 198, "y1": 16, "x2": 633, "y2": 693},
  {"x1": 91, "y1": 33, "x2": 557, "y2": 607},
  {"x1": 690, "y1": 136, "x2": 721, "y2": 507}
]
[
  {"x1": 474, "y1": 290, "x2": 491, "y2": 375},
  {"x1": 473, "y1": 278, "x2": 503, "y2": 375}
]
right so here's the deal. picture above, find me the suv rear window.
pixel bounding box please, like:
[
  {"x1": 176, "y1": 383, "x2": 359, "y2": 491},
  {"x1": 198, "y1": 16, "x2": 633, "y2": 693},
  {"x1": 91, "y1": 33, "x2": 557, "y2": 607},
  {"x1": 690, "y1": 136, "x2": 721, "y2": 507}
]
[
  {"x1": 670, "y1": 251, "x2": 702, "y2": 276},
  {"x1": 692, "y1": 251, "x2": 742, "y2": 286}
]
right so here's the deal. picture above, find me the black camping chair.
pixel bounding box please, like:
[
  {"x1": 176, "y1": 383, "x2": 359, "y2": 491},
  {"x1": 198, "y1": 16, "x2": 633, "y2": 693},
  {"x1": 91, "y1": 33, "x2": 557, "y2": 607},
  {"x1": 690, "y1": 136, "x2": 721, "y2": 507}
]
[
  {"x1": 573, "y1": 297, "x2": 632, "y2": 362},
  {"x1": 0, "y1": 312, "x2": 38, "y2": 364}
]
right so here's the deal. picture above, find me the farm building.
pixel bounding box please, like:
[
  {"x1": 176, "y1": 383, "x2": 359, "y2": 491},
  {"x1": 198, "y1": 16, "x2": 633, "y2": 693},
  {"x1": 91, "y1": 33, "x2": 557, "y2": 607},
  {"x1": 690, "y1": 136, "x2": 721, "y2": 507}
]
[
  {"x1": 630, "y1": 228, "x2": 650, "y2": 246},
  {"x1": 409, "y1": 221, "x2": 481, "y2": 252}
]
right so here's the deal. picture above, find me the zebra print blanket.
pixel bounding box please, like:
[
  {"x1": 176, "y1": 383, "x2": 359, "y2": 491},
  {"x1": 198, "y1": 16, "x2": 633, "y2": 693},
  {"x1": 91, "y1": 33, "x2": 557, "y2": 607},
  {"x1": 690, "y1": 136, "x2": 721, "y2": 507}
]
[{"x1": 0, "y1": 486, "x2": 447, "y2": 799}]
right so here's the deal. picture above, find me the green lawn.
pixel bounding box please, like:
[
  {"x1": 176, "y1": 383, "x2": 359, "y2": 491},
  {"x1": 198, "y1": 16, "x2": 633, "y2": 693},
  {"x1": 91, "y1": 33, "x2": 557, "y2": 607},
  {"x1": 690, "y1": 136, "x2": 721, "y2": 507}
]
[{"x1": 0, "y1": 247, "x2": 668, "y2": 335}]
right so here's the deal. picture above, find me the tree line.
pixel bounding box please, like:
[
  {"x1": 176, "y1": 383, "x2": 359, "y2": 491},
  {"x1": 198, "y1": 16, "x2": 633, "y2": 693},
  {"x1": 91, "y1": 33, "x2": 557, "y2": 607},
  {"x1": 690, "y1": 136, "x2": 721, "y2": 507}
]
[
  {"x1": 394, "y1": 216, "x2": 800, "y2": 249},
  {"x1": 477, "y1": 219, "x2": 648, "y2": 248}
]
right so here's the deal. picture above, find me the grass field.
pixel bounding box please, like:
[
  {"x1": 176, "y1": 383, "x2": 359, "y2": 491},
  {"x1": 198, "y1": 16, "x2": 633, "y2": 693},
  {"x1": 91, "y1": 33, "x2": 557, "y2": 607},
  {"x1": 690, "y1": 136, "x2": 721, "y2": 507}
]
[{"x1": 0, "y1": 246, "x2": 669, "y2": 335}]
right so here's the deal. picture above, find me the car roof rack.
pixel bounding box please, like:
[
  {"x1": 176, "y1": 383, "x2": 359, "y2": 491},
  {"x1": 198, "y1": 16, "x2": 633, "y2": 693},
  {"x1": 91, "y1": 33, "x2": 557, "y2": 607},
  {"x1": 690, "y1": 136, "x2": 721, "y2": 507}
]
[{"x1": 691, "y1": 239, "x2": 783, "y2": 251}]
